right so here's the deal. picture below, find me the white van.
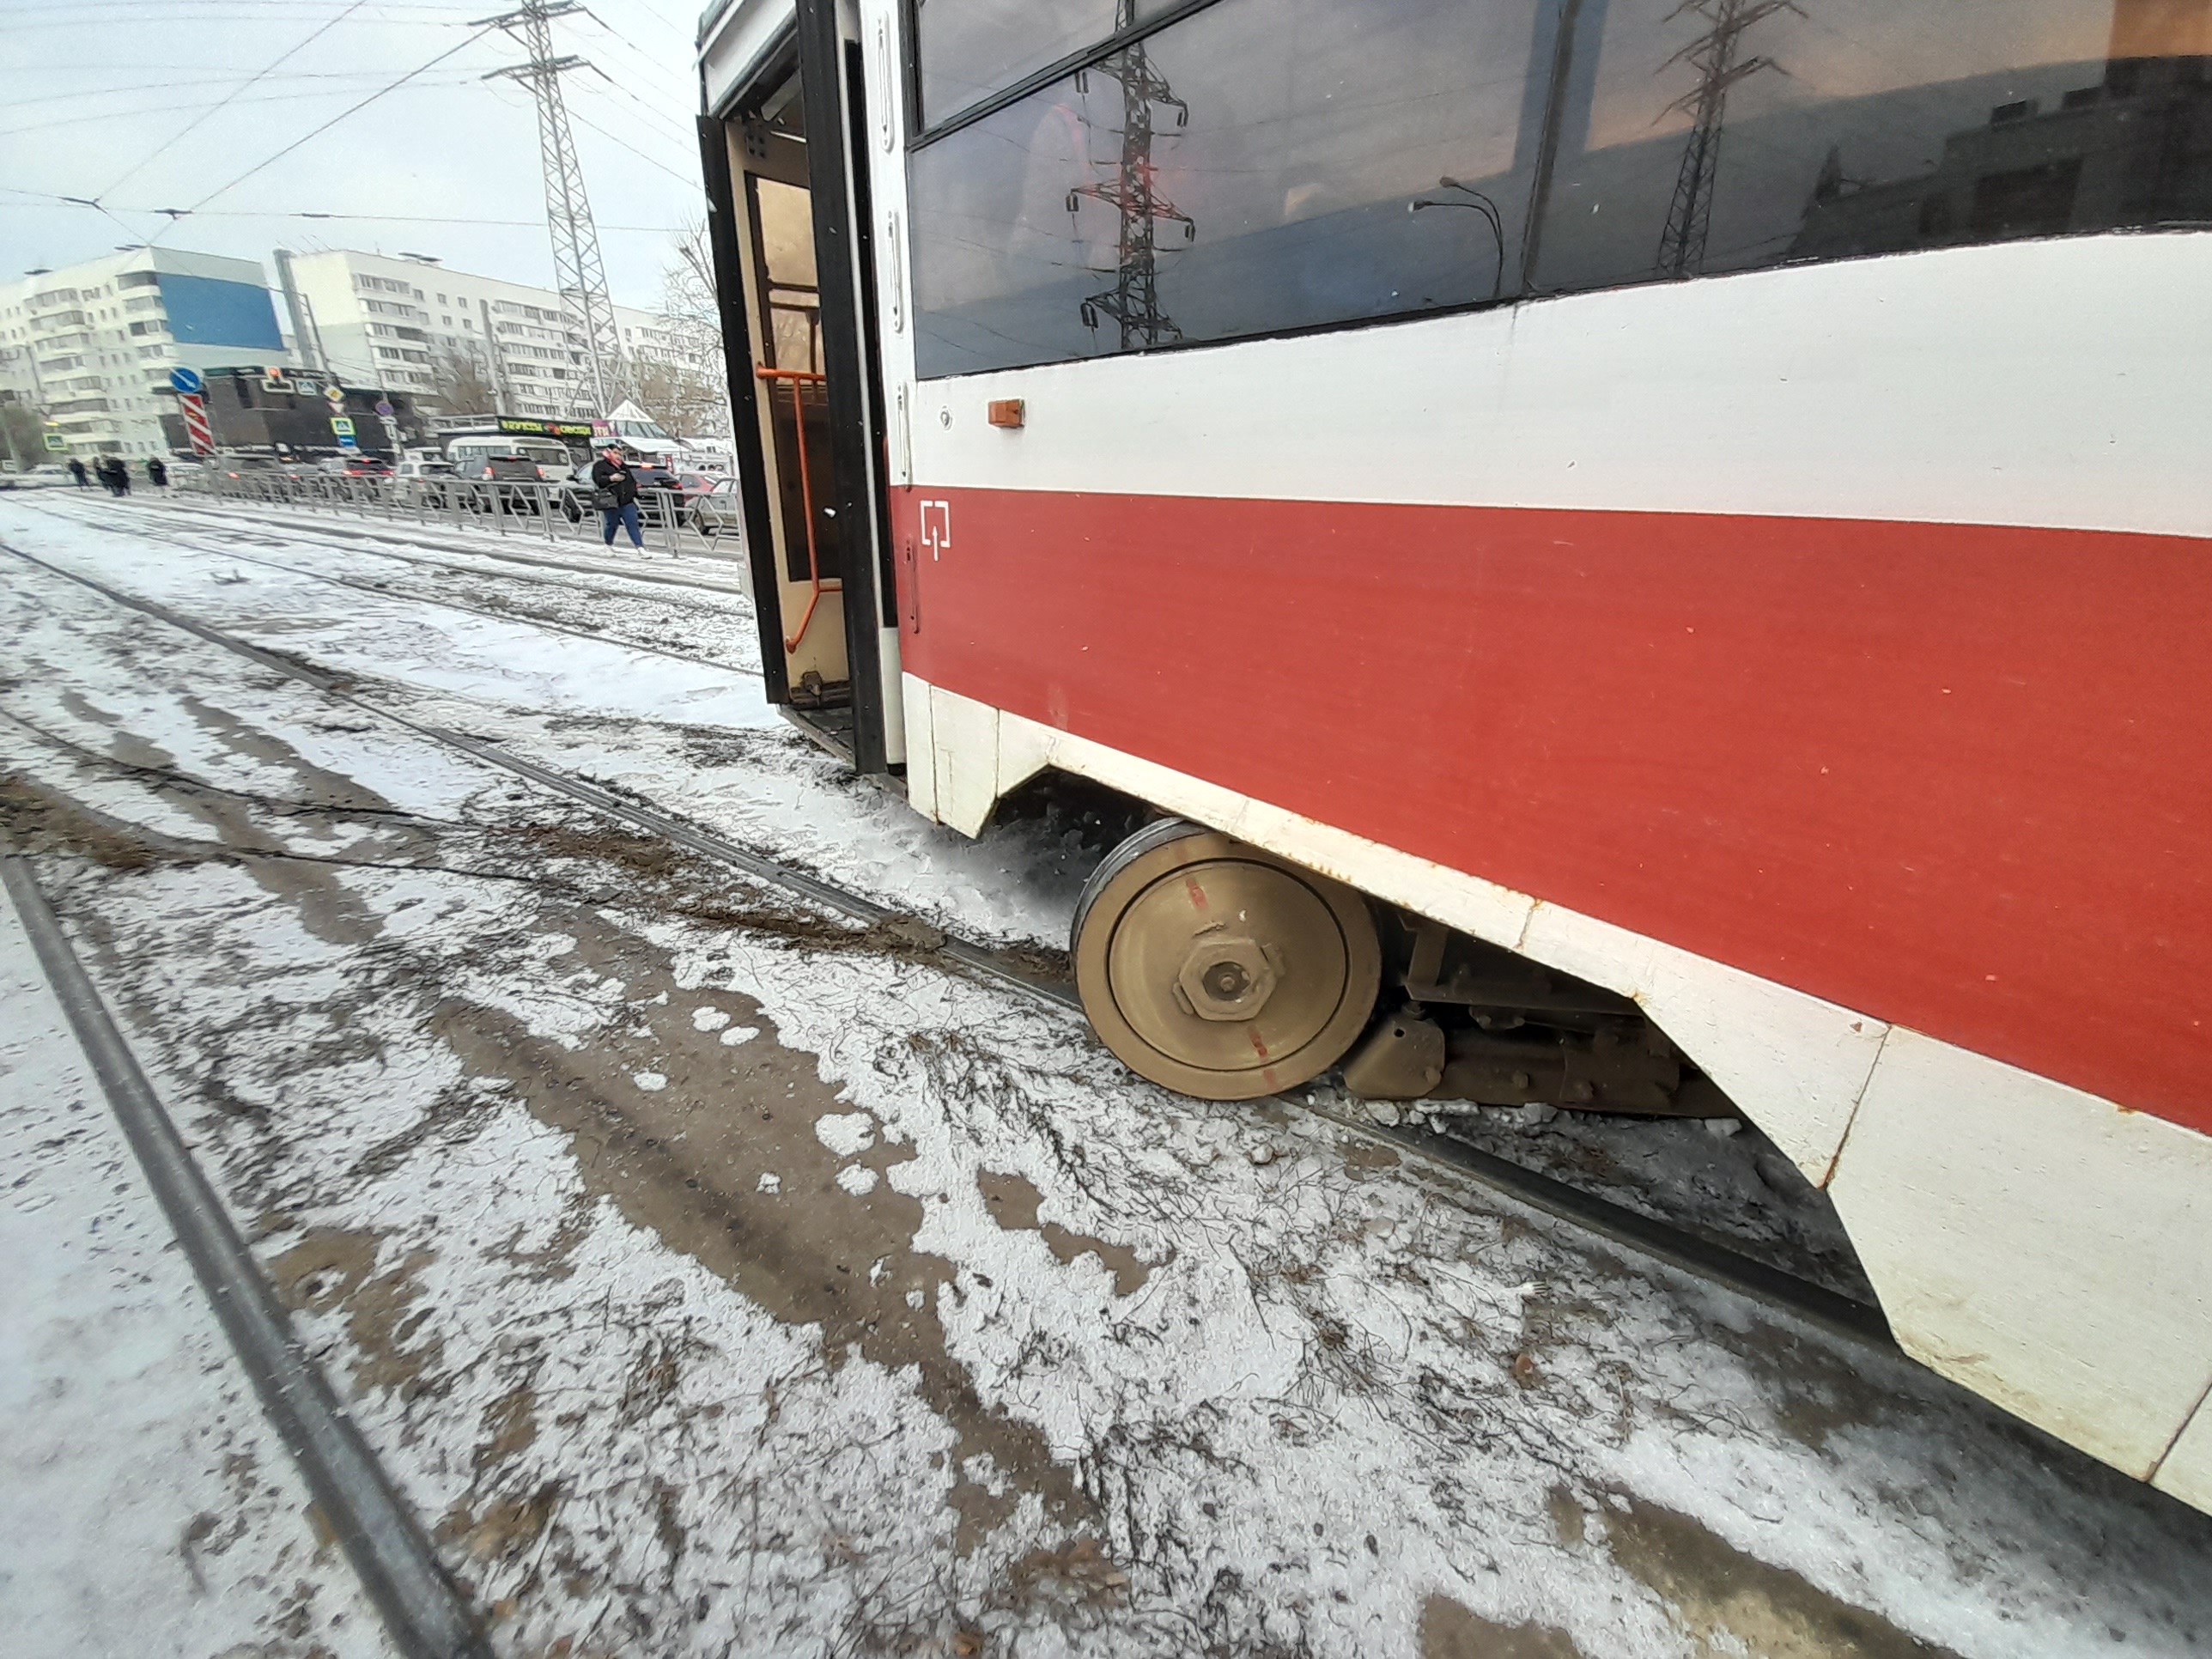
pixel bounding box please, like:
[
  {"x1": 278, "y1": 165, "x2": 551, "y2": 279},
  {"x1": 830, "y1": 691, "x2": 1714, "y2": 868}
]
[{"x1": 446, "y1": 435, "x2": 572, "y2": 480}]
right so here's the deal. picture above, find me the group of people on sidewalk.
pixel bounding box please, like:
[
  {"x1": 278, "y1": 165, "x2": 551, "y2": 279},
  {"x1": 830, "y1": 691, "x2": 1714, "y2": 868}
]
[{"x1": 66, "y1": 455, "x2": 167, "y2": 496}]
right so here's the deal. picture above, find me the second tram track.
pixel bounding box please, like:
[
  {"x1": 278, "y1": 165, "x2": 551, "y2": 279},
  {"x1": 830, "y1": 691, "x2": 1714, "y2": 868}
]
[
  {"x1": 1, "y1": 532, "x2": 1894, "y2": 1358},
  {"x1": 27, "y1": 497, "x2": 763, "y2": 680}
]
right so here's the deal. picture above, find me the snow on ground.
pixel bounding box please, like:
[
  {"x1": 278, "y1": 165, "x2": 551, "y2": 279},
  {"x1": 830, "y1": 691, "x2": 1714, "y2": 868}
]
[
  {"x1": 50, "y1": 491, "x2": 766, "y2": 677},
  {"x1": 5, "y1": 495, "x2": 1099, "y2": 946},
  {"x1": 3, "y1": 495, "x2": 774, "y2": 734},
  {"x1": 0, "y1": 878, "x2": 391, "y2": 1659},
  {"x1": 4, "y1": 495, "x2": 2211, "y2": 1657}
]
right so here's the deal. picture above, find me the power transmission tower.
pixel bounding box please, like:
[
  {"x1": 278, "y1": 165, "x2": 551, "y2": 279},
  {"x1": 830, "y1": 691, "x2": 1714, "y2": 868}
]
[
  {"x1": 480, "y1": 0, "x2": 625, "y2": 410},
  {"x1": 1653, "y1": 0, "x2": 1800, "y2": 279},
  {"x1": 1066, "y1": 0, "x2": 1194, "y2": 349}
]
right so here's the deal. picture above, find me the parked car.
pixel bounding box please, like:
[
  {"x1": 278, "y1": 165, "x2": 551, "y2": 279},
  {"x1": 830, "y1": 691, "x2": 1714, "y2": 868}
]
[
  {"x1": 685, "y1": 477, "x2": 744, "y2": 537},
  {"x1": 393, "y1": 458, "x2": 459, "y2": 507},
  {"x1": 469, "y1": 453, "x2": 562, "y2": 514},
  {"x1": 318, "y1": 454, "x2": 392, "y2": 478}
]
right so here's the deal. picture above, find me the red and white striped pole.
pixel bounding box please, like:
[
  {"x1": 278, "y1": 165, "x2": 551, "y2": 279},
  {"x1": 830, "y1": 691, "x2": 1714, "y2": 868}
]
[{"x1": 180, "y1": 392, "x2": 214, "y2": 457}]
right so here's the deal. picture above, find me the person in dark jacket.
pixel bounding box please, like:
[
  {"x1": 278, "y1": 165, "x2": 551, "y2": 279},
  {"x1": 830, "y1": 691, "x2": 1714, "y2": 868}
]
[
  {"x1": 67, "y1": 458, "x2": 88, "y2": 488},
  {"x1": 146, "y1": 456, "x2": 168, "y2": 489},
  {"x1": 100, "y1": 456, "x2": 131, "y2": 495},
  {"x1": 589, "y1": 443, "x2": 644, "y2": 550}
]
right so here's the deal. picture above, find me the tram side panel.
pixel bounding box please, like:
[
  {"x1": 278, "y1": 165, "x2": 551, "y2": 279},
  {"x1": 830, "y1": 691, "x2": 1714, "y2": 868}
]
[
  {"x1": 821, "y1": 0, "x2": 2212, "y2": 1504},
  {"x1": 886, "y1": 311, "x2": 2212, "y2": 1516}
]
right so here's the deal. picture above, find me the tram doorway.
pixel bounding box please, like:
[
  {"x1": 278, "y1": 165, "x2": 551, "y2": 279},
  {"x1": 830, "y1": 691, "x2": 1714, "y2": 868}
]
[{"x1": 701, "y1": 3, "x2": 900, "y2": 775}]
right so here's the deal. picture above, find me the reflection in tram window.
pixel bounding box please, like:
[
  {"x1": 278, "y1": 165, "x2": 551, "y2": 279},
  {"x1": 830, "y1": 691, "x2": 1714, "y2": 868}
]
[
  {"x1": 914, "y1": 0, "x2": 1121, "y2": 129},
  {"x1": 1529, "y1": 0, "x2": 2210, "y2": 293},
  {"x1": 907, "y1": 0, "x2": 2212, "y2": 378},
  {"x1": 910, "y1": 0, "x2": 1543, "y2": 377}
]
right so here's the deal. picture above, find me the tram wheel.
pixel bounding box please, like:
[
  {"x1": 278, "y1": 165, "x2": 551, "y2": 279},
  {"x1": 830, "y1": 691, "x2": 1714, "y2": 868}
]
[{"x1": 1071, "y1": 819, "x2": 1381, "y2": 1101}]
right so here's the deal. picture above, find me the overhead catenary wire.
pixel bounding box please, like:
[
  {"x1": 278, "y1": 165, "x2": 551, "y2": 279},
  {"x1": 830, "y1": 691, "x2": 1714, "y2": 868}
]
[
  {"x1": 151, "y1": 22, "x2": 503, "y2": 240},
  {"x1": 0, "y1": 77, "x2": 483, "y2": 143},
  {"x1": 0, "y1": 188, "x2": 684, "y2": 233},
  {"x1": 94, "y1": 0, "x2": 371, "y2": 203}
]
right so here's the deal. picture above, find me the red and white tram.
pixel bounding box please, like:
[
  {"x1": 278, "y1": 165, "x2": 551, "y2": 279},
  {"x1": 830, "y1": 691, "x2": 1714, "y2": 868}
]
[{"x1": 695, "y1": 0, "x2": 2212, "y2": 1508}]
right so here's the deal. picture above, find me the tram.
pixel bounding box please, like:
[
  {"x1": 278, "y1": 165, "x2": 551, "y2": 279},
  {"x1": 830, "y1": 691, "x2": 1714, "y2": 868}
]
[{"x1": 695, "y1": 0, "x2": 2212, "y2": 1509}]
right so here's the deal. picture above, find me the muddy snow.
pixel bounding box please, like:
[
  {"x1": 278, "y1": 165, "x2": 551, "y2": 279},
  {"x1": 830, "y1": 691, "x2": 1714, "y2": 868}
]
[{"x1": 3, "y1": 492, "x2": 2207, "y2": 1659}]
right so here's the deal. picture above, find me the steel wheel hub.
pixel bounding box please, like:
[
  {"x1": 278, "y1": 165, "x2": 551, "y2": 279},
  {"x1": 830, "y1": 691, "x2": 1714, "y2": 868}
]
[{"x1": 1073, "y1": 823, "x2": 1381, "y2": 1101}]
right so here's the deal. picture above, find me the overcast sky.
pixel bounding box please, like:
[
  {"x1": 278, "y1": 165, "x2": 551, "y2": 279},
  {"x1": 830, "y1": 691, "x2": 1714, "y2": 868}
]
[{"x1": 0, "y1": 0, "x2": 707, "y2": 308}]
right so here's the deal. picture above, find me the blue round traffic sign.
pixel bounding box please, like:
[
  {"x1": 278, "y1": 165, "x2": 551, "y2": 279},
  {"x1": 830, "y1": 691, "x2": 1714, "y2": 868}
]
[
  {"x1": 374, "y1": 398, "x2": 394, "y2": 418},
  {"x1": 168, "y1": 366, "x2": 204, "y2": 395}
]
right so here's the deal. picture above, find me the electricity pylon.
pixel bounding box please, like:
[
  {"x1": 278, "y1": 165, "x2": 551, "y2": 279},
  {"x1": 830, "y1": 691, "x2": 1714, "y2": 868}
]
[
  {"x1": 1654, "y1": 0, "x2": 1801, "y2": 279},
  {"x1": 480, "y1": 0, "x2": 625, "y2": 410},
  {"x1": 1066, "y1": 0, "x2": 1194, "y2": 349}
]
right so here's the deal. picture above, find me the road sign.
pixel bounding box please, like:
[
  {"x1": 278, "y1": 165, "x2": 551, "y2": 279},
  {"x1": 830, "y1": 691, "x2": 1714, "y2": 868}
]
[
  {"x1": 167, "y1": 366, "x2": 204, "y2": 396},
  {"x1": 337, "y1": 431, "x2": 359, "y2": 451},
  {"x1": 44, "y1": 431, "x2": 67, "y2": 453},
  {"x1": 179, "y1": 392, "x2": 214, "y2": 456},
  {"x1": 374, "y1": 398, "x2": 394, "y2": 418},
  {"x1": 325, "y1": 384, "x2": 347, "y2": 408},
  {"x1": 329, "y1": 416, "x2": 356, "y2": 436}
]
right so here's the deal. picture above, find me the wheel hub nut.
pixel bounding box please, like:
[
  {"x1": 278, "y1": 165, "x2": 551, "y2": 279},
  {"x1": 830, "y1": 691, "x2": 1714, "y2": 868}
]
[{"x1": 1177, "y1": 934, "x2": 1278, "y2": 1022}]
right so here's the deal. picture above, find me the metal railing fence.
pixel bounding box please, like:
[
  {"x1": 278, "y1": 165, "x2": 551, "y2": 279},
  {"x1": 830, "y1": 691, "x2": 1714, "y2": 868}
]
[{"x1": 176, "y1": 470, "x2": 744, "y2": 562}]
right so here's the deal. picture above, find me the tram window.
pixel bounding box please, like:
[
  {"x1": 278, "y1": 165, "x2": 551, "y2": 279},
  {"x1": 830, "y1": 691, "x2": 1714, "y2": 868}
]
[
  {"x1": 910, "y1": 0, "x2": 1544, "y2": 378},
  {"x1": 908, "y1": 0, "x2": 2212, "y2": 378},
  {"x1": 751, "y1": 175, "x2": 823, "y2": 374},
  {"x1": 1524, "y1": 0, "x2": 2188, "y2": 295},
  {"x1": 915, "y1": 0, "x2": 1121, "y2": 128}
]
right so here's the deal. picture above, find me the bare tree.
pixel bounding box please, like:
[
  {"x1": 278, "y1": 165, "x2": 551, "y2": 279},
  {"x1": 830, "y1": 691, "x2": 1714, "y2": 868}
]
[
  {"x1": 629, "y1": 354, "x2": 725, "y2": 440},
  {"x1": 651, "y1": 222, "x2": 732, "y2": 441},
  {"x1": 423, "y1": 342, "x2": 501, "y2": 416},
  {"x1": 0, "y1": 393, "x2": 51, "y2": 471}
]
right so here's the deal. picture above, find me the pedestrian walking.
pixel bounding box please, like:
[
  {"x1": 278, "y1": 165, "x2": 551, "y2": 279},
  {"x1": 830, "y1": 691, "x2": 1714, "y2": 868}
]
[
  {"x1": 590, "y1": 443, "x2": 645, "y2": 550},
  {"x1": 111, "y1": 457, "x2": 132, "y2": 495},
  {"x1": 67, "y1": 457, "x2": 87, "y2": 488},
  {"x1": 146, "y1": 456, "x2": 168, "y2": 489},
  {"x1": 94, "y1": 457, "x2": 118, "y2": 495}
]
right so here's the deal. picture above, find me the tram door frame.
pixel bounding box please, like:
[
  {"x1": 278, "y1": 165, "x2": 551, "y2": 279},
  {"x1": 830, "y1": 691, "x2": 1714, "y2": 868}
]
[{"x1": 699, "y1": 0, "x2": 901, "y2": 776}]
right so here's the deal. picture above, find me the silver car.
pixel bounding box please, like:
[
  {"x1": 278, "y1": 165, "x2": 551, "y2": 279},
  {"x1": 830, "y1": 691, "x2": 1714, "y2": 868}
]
[{"x1": 685, "y1": 477, "x2": 744, "y2": 538}]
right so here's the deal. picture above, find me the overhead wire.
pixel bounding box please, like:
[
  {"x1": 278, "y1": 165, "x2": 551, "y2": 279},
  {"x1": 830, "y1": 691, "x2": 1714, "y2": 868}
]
[
  {"x1": 97, "y1": 0, "x2": 371, "y2": 202},
  {"x1": 0, "y1": 77, "x2": 483, "y2": 143},
  {"x1": 151, "y1": 22, "x2": 503, "y2": 241},
  {"x1": 0, "y1": 192, "x2": 688, "y2": 233}
]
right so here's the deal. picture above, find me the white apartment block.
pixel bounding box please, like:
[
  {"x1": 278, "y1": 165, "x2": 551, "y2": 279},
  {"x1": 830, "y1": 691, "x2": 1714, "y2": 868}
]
[
  {"x1": 0, "y1": 247, "x2": 295, "y2": 459},
  {"x1": 276, "y1": 248, "x2": 685, "y2": 420}
]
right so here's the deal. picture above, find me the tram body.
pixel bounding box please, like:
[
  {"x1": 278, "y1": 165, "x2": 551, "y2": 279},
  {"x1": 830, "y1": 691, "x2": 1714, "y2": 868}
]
[{"x1": 696, "y1": 0, "x2": 2212, "y2": 1508}]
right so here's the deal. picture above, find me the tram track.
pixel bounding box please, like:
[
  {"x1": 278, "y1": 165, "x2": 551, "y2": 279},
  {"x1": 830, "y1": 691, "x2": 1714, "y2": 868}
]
[
  {"x1": 159, "y1": 490, "x2": 752, "y2": 597},
  {"x1": 25, "y1": 498, "x2": 761, "y2": 679},
  {"x1": 1, "y1": 850, "x2": 493, "y2": 1659},
  {"x1": 3, "y1": 532, "x2": 1893, "y2": 1379}
]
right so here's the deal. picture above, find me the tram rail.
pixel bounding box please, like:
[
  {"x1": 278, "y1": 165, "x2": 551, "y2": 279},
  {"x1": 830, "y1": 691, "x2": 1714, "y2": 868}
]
[
  {"x1": 2, "y1": 534, "x2": 1893, "y2": 1368},
  {"x1": 26, "y1": 499, "x2": 760, "y2": 679},
  {"x1": 0, "y1": 854, "x2": 492, "y2": 1659}
]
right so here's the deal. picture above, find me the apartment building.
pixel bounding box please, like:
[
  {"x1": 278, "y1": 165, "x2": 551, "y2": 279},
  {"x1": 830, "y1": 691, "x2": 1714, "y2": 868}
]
[
  {"x1": 275, "y1": 248, "x2": 686, "y2": 420},
  {"x1": 0, "y1": 248, "x2": 294, "y2": 459}
]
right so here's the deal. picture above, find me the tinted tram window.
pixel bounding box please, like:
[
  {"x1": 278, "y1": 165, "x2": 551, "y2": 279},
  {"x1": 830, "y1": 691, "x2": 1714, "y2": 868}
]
[
  {"x1": 915, "y1": 0, "x2": 1121, "y2": 127},
  {"x1": 910, "y1": 0, "x2": 1545, "y2": 377},
  {"x1": 908, "y1": 0, "x2": 2212, "y2": 379},
  {"x1": 1528, "y1": 0, "x2": 2211, "y2": 295}
]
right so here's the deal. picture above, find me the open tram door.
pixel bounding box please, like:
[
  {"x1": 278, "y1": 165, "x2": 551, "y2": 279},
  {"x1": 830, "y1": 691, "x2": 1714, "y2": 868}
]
[{"x1": 699, "y1": 0, "x2": 901, "y2": 777}]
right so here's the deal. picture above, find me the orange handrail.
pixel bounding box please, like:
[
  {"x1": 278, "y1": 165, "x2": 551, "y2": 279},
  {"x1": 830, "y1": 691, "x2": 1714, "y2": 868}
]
[{"x1": 757, "y1": 366, "x2": 841, "y2": 653}]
